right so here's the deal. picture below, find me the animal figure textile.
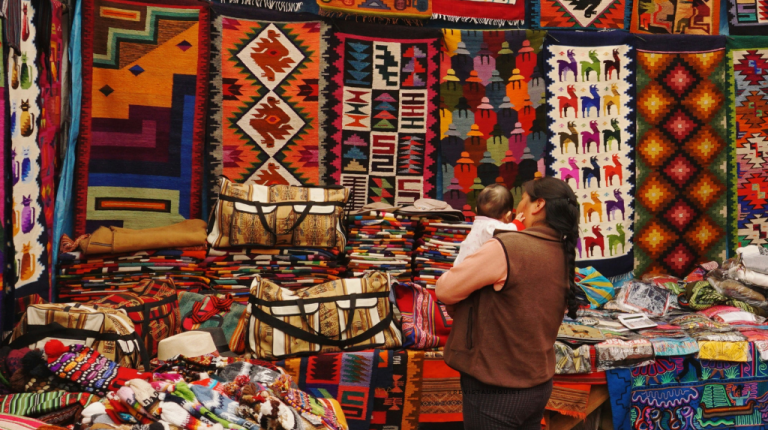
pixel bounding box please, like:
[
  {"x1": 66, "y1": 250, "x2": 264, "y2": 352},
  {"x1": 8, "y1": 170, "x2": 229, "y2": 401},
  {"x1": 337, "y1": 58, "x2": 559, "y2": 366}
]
[
  {"x1": 74, "y1": 0, "x2": 209, "y2": 235},
  {"x1": 634, "y1": 36, "x2": 728, "y2": 278},
  {"x1": 9, "y1": 0, "x2": 50, "y2": 300},
  {"x1": 607, "y1": 348, "x2": 768, "y2": 430},
  {"x1": 631, "y1": 0, "x2": 720, "y2": 34},
  {"x1": 206, "y1": 4, "x2": 321, "y2": 210},
  {"x1": 532, "y1": 0, "x2": 629, "y2": 29},
  {"x1": 319, "y1": 21, "x2": 440, "y2": 212},
  {"x1": 726, "y1": 0, "x2": 768, "y2": 34},
  {"x1": 439, "y1": 30, "x2": 547, "y2": 212},
  {"x1": 545, "y1": 31, "x2": 635, "y2": 281},
  {"x1": 727, "y1": 37, "x2": 768, "y2": 251}
]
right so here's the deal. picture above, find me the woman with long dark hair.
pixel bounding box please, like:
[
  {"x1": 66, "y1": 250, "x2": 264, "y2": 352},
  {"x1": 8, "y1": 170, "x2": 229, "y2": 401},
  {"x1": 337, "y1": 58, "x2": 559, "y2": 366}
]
[{"x1": 435, "y1": 176, "x2": 581, "y2": 430}]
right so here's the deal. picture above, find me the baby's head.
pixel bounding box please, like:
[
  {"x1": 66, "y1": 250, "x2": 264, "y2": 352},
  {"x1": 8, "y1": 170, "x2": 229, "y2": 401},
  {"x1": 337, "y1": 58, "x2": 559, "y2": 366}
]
[{"x1": 476, "y1": 184, "x2": 515, "y2": 223}]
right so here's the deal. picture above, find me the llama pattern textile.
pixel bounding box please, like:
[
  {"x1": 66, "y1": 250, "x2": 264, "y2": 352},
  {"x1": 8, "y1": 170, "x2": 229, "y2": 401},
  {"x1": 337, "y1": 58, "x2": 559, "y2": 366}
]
[
  {"x1": 727, "y1": 37, "x2": 768, "y2": 251},
  {"x1": 9, "y1": 0, "x2": 50, "y2": 300},
  {"x1": 726, "y1": 0, "x2": 768, "y2": 34},
  {"x1": 439, "y1": 30, "x2": 547, "y2": 212},
  {"x1": 545, "y1": 31, "x2": 636, "y2": 281},
  {"x1": 634, "y1": 36, "x2": 728, "y2": 279},
  {"x1": 206, "y1": 4, "x2": 321, "y2": 211},
  {"x1": 73, "y1": 0, "x2": 209, "y2": 235},
  {"x1": 319, "y1": 21, "x2": 440, "y2": 212},
  {"x1": 531, "y1": 0, "x2": 629, "y2": 29},
  {"x1": 630, "y1": 0, "x2": 720, "y2": 34}
]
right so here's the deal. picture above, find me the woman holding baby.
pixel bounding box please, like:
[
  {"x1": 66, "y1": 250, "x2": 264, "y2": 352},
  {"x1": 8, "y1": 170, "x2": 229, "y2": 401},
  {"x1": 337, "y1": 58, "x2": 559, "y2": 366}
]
[{"x1": 436, "y1": 177, "x2": 582, "y2": 430}]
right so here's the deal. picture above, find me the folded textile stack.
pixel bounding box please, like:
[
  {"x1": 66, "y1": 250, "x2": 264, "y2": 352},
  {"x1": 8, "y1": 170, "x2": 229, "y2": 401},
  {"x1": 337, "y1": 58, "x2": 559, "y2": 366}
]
[
  {"x1": 346, "y1": 211, "x2": 417, "y2": 282},
  {"x1": 412, "y1": 220, "x2": 471, "y2": 289},
  {"x1": 56, "y1": 249, "x2": 208, "y2": 303},
  {"x1": 203, "y1": 248, "x2": 346, "y2": 301}
]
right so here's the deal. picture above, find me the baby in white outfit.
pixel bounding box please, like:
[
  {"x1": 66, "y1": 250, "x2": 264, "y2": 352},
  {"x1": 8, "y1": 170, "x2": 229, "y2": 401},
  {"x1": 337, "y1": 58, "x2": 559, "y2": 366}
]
[{"x1": 454, "y1": 184, "x2": 525, "y2": 266}]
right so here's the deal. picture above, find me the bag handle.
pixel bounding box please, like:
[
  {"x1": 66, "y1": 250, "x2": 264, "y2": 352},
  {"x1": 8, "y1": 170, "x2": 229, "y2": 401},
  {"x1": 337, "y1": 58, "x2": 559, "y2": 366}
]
[
  {"x1": 294, "y1": 293, "x2": 359, "y2": 340},
  {"x1": 221, "y1": 195, "x2": 324, "y2": 238},
  {"x1": 249, "y1": 302, "x2": 394, "y2": 349},
  {"x1": 7, "y1": 323, "x2": 151, "y2": 371}
]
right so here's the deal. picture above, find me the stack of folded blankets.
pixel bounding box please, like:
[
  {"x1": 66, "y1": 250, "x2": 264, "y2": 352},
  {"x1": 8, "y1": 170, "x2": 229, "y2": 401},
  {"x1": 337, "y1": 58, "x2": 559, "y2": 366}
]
[
  {"x1": 203, "y1": 248, "x2": 346, "y2": 302},
  {"x1": 412, "y1": 220, "x2": 471, "y2": 289},
  {"x1": 57, "y1": 249, "x2": 208, "y2": 303},
  {"x1": 346, "y1": 210, "x2": 417, "y2": 282},
  {"x1": 56, "y1": 220, "x2": 212, "y2": 302}
]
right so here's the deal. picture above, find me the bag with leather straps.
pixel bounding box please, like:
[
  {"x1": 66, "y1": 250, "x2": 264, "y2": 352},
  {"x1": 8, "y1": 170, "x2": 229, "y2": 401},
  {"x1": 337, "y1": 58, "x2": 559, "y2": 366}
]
[
  {"x1": 207, "y1": 177, "x2": 350, "y2": 250},
  {"x1": 7, "y1": 303, "x2": 150, "y2": 370},
  {"x1": 246, "y1": 271, "x2": 402, "y2": 359},
  {"x1": 93, "y1": 278, "x2": 181, "y2": 359}
]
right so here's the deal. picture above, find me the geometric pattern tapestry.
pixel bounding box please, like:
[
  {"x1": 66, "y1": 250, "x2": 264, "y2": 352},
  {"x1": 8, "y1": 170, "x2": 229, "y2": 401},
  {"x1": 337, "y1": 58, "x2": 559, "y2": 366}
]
[
  {"x1": 439, "y1": 30, "x2": 547, "y2": 212},
  {"x1": 545, "y1": 31, "x2": 636, "y2": 281},
  {"x1": 634, "y1": 36, "x2": 728, "y2": 278},
  {"x1": 320, "y1": 21, "x2": 440, "y2": 212},
  {"x1": 631, "y1": 0, "x2": 720, "y2": 35},
  {"x1": 9, "y1": 0, "x2": 50, "y2": 300},
  {"x1": 532, "y1": 0, "x2": 628, "y2": 29},
  {"x1": 207, "y1": 4, "x2": 320, "y2": 211},
  {"x1": 74, "y1": 0, "x2": 209, "y2": 235},
  {"x1": 726, "y1": 0, "x2": 768, "y2": 35},
  {"x1": 727, "y1": 36, "x2": 768, "y2": 251}
]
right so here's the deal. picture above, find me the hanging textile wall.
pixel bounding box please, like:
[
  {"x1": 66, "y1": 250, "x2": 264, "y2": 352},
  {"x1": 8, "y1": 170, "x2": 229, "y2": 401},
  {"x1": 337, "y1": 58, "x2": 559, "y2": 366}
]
[
  {"x1": 607, "y1": 348, "x2": 768, "y2": 430},
  {"x1": 634, "y1": 36, "x2": 727, "y2": 278},
  {"x1": 544, "y1": 31, "x2": 636, "y2": 281},
  {"x1": 439, "y1": 30, "x2": 547, "y2": 212},
  {"x1": 431, "y1": 0, "x2": 525, "y2": 26},
  {"x1": 630, "y1": 0, "x2": 720, "y2": 34},
  {"x1": 73, "y1": 0, "x2": 209, "y2": 235},
  {"x1": 531, "y1": 0, "x2": 629, "y2": 30},
  {"x1": 726, "y1": 0, "x2": 768, "y2": 35},
  {"x1": 9, "y1": 0, "x2": 50, "y2": 300},
  {"x1": 38, "y1": 0, "x2": 64, "y2": 295},
  {"x1": 206, "y1": 4, "x2": 321, "y2": 210},
  {"x1": 317, "y1": 0, "x2": 431, "y2": 23},
  {"x1": 727, "y1": 37, "x2": 768, "y2": 251},
  {"x1": 0, "y1": 20, "x2": 8, "y2": 330},
  {"x1": 319, "y1": 21, "x2": 440, "y2": 212}
]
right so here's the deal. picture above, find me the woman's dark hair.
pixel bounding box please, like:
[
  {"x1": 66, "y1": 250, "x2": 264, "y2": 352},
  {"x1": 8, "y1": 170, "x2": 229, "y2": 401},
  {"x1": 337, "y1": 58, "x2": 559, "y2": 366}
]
[
  {"x1": 522, "y1": 177, "x2": 582, "y2": 319},
  {"x1": 475, "y1": 184, "x2": 514, "y2": 219}
]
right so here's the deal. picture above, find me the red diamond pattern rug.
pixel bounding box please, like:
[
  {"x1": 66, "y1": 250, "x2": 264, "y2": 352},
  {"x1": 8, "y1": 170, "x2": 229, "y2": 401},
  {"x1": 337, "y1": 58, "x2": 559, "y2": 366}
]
[{"x1": 634, "y1": 36, "x2": 728, "y2": 278}]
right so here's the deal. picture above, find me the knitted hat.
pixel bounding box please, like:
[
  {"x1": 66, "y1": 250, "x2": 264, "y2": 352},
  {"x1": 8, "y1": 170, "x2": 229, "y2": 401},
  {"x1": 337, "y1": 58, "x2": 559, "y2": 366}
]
[
  {"x1": 44, "y1": 340, "x2": 152, "y2": 396},
  {"x1": 6, "y1": 348, "x2": 30, "y2": 375},
  {"x1": 190, "y1": 380, "x2": 256, "y2": 429}
]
